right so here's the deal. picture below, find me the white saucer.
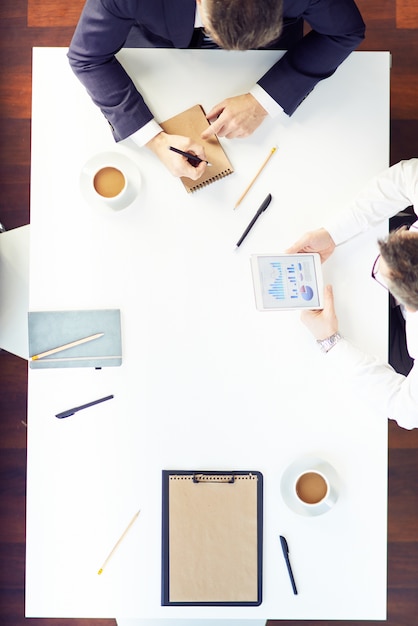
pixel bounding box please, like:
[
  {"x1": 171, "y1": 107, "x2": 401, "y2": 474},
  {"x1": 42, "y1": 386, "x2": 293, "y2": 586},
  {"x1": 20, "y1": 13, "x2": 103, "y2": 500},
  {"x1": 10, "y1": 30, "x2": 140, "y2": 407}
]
[
  {"x1": 280, "y1": 456, "x2": 340, "y2": 517},
  {"x1": 80, "y1": 151, "x2": 142, "y2": 211}
]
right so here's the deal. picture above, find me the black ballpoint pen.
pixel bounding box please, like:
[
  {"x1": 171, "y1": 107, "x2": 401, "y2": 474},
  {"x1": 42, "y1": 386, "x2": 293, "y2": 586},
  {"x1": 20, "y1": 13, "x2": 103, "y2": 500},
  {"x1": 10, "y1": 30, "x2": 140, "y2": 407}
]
[
  {"x1": 55, "y1": 395, "x2": 114, "y2": 419},
  {"x1": 169, "y1": 146, "x2": 212, "y2": 167},
  {"x1": 235, "y1": 193, "x2": 272, "y2": 248},
  {"x1": 280, "y1": 535, "x2": 298, "y2": 595}
]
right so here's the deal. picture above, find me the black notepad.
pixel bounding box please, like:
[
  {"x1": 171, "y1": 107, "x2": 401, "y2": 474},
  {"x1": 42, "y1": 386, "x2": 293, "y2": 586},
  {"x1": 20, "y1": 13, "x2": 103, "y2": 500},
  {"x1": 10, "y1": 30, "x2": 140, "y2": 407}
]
[{"x1": 161, "y1": 470, "x2": 263, "y2": 606}]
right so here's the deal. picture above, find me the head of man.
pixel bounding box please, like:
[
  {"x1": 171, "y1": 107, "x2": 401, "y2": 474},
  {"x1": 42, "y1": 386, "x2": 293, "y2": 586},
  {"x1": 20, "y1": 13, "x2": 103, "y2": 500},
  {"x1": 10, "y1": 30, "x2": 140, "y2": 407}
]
[
  {"x1": 378, "y1": 227, "x2": 418, "y2": 312},
  {"x1": 197, "y1": 0, "x2": 284, "y2": 50}
]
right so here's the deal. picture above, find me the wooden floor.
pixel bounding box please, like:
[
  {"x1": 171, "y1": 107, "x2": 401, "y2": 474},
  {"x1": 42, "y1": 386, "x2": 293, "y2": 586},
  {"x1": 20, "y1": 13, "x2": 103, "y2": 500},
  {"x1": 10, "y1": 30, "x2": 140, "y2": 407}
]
[{"x1": 0, "y1": 1, "x2": 417, "y2": 624}]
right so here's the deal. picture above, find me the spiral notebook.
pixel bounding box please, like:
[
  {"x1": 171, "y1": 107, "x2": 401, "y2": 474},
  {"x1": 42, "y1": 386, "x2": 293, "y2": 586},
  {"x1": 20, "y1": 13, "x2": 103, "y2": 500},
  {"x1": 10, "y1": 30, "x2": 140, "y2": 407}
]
[
  {"x1": 160, "y1": 104, "x2": 234, "y2": 193},
  {"x1": 161, "y1": 470, "x2": 263, "y2": 606}
]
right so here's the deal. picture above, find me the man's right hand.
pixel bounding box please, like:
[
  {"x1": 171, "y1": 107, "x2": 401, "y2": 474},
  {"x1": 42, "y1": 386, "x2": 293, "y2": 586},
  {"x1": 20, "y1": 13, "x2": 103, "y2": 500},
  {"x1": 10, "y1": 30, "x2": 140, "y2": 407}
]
[
  {"x1": 301, "y1": 284, "x2": 339, "y2": 340},
  {"x1": 146, "y1": 131, "x2": 207, "y2": 180},
  {"x1": 285, "y1": 227, "x2": 336, "y2": 263}
]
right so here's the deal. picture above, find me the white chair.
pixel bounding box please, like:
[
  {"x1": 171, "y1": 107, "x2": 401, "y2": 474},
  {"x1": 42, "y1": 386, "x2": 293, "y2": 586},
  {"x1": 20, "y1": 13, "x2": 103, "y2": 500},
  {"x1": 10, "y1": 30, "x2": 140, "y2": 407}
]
[{"x1": 0, "y1": 224, "x2": 30, "y2": 359}]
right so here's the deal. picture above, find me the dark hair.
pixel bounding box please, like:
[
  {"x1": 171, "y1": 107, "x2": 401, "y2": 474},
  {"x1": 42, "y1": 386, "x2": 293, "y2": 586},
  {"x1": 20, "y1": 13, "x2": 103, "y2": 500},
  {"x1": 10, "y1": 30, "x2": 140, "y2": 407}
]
[
  {"x1": 378, "y1": 227, "x2": 418, "y2": 310},
  {"x1": 205, "y1": 0, "x2": 284, "y2": 50}
]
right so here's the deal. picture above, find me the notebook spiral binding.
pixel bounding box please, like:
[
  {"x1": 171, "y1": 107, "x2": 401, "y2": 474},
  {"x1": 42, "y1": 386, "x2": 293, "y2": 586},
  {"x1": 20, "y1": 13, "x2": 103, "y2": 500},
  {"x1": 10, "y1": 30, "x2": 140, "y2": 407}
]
[
  {"x1": 169, "y1": 473, "x2": 259, "y2": 484},
  {"x1": 193, "y1": 473, "x2": 235, "y2": 483},
  {"x1": 188, "y1": 168, "x2": 234, "y2": 193}
]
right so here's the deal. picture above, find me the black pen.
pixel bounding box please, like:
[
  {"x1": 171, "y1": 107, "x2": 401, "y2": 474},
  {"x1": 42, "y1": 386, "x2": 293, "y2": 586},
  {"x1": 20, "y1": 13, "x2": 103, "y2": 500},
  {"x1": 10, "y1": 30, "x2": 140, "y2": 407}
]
[
  {"x1": 280, "y1": 535, "x2": 298, "y2": 595},
  {"x1": 55, "y1": 395, "x2": 114, "y2": 419},
  {"x1": 169, "y1": 146, "x2": 212, "y2": 167},
  {"x1": 235, "y1": 193, "x2": 272, "y2": 248}
]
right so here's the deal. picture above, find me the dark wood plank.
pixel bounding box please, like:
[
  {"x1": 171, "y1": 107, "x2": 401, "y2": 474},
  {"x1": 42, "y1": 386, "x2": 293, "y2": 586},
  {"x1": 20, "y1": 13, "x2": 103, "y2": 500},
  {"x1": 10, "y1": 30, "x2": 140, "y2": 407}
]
[
  {"x1": 0, "y1": 119, "x2": 30, "y2": 228},
  {"x1": 386, "y1": 588, "x2": 418, "y2": 625},
  {"x1": 391, "y1": 74, "x2": 418, "y2": 120},
  {"x1": 396, "y1": 0, "x2": 418, "y2": 28},
  {"x1": 390, "y1": 120, "x2": 418, "y2": 165},
  {"x1": 356, "y1": 0, "x2": 395, "y2": 26},
  {"x1": 0, "y1": 121, "x2": 31, "y2": 166},
  {"x1": 0, "y1": 0, "x2": 26, "y2": 20},
  {"x1": 27, "y1": 0, "x2": 85, "y2": 28},
  {"x1": 388, "y1": 419, "x2": 418, "y2": 449},
  {"x1": 0, "y1": 354, "x2": 28, "y2": 449},
  {"x1": 388, "y1": 542, "x2": 418, "y2": 587},
  {"x1": 388, "y1": 450, "x2": 418, "y2": 543}
]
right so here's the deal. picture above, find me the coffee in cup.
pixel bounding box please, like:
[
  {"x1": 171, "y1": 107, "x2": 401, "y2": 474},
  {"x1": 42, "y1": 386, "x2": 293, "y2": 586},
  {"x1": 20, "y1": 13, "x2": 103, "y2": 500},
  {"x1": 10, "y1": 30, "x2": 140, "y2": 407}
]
[
  {"x1": 93, "y1": 166, "x2": 126, "y2": 199},
  {"x1": 295, "y1": 470, "x2": 329, "y2": 505}
]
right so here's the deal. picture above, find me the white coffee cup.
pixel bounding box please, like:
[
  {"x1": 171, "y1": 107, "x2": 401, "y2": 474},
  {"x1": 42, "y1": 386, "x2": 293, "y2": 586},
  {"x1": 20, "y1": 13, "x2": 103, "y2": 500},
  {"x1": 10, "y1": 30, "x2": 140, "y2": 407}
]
[
  {"x1": 294, "y1": 468, "x2": 338, "y2": 512},
  {"x1": 281, "y1": 456, "x2": 340, "y2": 517},
  {"x1": 92, "y1": 165, "x2": 128, "y2": 209}
]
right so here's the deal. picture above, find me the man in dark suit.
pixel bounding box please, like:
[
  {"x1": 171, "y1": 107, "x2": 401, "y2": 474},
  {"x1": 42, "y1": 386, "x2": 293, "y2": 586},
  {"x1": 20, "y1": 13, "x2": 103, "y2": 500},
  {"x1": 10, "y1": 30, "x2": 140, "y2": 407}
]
[{"x1": 68, "y1": 0, "x2": 365, "y2": 179}]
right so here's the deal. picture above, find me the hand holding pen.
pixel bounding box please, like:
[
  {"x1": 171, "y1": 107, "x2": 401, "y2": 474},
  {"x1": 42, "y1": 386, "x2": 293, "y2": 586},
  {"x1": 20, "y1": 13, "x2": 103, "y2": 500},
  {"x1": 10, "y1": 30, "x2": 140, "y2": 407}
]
[
  {"x1": 146, "y1": 131, "x2": 207, "y2": 180},
  {"x1": 169, "y1": 146, "x2": 212, "y2": 167}
]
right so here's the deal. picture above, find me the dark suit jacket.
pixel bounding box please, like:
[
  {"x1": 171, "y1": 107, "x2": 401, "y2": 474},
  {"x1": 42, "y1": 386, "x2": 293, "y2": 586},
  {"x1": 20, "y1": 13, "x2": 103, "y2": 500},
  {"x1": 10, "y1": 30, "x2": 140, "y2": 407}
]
[{"x1": 68, "y1": 0, "x2": 365, "y2": 141}]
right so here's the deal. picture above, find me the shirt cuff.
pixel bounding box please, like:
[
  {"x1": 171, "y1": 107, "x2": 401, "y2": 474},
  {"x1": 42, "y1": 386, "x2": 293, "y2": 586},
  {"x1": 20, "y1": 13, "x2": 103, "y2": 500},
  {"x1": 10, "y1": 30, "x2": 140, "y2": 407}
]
[
  {"x1": 250, "y1": 84, "x2": 288, "y2": 122},
  {"x1": 130, "y1": 119, "x2": 163, "y2": 148}
]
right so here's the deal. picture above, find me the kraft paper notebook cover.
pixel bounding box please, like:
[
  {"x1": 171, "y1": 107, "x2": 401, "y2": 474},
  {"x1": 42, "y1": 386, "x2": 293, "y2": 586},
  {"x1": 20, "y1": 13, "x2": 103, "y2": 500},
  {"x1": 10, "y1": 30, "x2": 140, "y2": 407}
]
[
  {"x1": 160, "y1": 104, "x2": 234, "y2": 193},
  {"x1": 161, "y1": 470, "x2": 263, "y2": 606},
  {"x1": 28, "y1": 309, "x2": 122, "y2": 369}
]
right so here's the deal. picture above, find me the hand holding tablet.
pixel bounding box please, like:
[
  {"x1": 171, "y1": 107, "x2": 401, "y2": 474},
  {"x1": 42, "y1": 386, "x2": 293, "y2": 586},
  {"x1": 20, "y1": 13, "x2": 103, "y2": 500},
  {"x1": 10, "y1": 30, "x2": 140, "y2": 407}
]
[{"x1": 251, "y1": 253, "x2": 324, "y2": 311}]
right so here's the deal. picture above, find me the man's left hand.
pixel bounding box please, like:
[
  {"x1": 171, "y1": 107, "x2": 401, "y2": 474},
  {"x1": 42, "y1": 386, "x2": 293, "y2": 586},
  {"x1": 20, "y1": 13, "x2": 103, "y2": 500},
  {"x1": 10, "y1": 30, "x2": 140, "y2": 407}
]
[{"x1": 201, "y1": 94, "x2": 268, "y2": 139}]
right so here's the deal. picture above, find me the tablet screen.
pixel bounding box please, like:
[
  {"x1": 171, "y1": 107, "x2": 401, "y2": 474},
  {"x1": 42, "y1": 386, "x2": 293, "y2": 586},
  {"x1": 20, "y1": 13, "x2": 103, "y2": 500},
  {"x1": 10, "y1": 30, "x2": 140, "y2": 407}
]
[{"x1": 252, "y1": 254, "x2": 322, "y2": 310}]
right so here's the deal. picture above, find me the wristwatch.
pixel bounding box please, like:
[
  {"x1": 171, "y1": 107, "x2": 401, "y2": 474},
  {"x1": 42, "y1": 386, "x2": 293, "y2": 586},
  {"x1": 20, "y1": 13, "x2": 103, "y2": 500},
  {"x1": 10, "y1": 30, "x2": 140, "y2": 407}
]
[{"x1": 316, "y1": 331, "x2": 342, "y2": 354}]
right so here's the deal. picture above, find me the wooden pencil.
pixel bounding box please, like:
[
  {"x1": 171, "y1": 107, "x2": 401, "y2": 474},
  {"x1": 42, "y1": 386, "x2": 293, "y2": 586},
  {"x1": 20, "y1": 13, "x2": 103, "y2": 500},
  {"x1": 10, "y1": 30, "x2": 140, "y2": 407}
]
[
  {"x1": 98, "y1": 510, "x2": 141, "y2": 575},
  {"x1": 30, "y1": 332, "x2": 104, "y2": 360},
  {"x1": 234, "y1": 146, "x2": 277, "y2": 209}
]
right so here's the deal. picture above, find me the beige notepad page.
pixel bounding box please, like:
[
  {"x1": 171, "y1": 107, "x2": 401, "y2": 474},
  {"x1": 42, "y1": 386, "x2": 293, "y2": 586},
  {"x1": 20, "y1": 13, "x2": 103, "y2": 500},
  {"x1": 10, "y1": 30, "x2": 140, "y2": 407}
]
[
  {"x1": 160, "y1": 104, "x2": 234, "y2": 193},
  {"x1": 167, "y1": 473, "x2": 260, "y2": 603}
]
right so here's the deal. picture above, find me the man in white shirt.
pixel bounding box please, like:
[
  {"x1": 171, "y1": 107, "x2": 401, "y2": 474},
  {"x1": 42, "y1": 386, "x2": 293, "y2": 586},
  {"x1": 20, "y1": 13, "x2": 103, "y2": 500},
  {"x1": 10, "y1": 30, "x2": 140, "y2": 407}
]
[{"x1": 287, "y1": 159, "x2": 418, "y2": 430}]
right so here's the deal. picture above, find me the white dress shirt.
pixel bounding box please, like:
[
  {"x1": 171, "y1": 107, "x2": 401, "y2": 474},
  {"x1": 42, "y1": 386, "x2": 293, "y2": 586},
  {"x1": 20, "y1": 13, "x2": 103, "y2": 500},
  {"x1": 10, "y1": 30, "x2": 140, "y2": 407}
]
[{"x1": 323, "y1": 159, "x2": 418, "y2": 429}]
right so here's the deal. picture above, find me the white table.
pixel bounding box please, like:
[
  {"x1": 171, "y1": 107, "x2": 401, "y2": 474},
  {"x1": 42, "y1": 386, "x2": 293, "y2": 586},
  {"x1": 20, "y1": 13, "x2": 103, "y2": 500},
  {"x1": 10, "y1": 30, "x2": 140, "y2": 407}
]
[{"x1": 26, "y1": 48, "x2": 390, "y2": 620}]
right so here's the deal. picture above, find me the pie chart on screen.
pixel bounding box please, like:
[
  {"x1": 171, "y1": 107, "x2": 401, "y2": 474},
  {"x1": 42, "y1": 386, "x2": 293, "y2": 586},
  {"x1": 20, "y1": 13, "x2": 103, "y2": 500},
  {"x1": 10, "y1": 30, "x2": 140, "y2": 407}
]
[{"x1": 299, "y1": 285, "x2": 314, "y2": 301}]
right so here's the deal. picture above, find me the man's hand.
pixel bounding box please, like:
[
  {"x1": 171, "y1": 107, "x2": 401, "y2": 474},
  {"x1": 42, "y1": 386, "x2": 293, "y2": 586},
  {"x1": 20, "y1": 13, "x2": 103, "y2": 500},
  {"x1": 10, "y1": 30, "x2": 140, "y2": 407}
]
[
  {"x1": 201, "y1": 94, "x2": 268, "y2": 140},
  {"x1": 301, "y1": 284, "x2": 339, "y2": 340},
  {"x1": 146, "y1": 131, "x2": 207, "y2": 180},
  {"x1": 285, "y1": 228, "x2": 336, "y2": 263}
]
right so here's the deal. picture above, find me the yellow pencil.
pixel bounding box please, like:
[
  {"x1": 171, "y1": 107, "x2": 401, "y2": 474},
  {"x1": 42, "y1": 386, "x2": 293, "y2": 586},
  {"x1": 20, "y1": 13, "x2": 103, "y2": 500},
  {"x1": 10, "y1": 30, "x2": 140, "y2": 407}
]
[
  {"x1": 30, "y1": 332, "x2": 104, "y2": 360},
  {"x1": 234, "y1": 146, "x2": 277, "y2": 209},
  {"x1": 98, "y1": 510, "x2": 141, "y2": 575}
]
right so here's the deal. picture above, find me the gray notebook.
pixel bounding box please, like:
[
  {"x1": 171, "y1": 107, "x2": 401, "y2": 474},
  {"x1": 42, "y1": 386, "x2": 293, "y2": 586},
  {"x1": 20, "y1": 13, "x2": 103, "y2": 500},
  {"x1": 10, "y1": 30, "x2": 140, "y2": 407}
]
[{"x1": 28, "y1": 309, "x2": 122, "y2": 369}]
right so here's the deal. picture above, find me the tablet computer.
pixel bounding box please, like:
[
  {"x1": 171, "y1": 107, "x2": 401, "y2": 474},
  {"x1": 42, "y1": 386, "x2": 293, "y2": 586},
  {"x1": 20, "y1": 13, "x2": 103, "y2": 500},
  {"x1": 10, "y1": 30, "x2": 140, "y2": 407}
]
[{"x1": 251, "y1": 253, "x2": 324, "y2": 311}]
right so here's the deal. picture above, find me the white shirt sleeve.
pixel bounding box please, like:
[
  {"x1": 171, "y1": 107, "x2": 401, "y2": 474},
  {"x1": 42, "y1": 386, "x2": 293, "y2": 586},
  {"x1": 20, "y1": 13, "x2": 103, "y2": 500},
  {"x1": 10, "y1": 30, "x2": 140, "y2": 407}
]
[
  {"x1": 324, "y1": 335, "x2": 418, "y2": 430},
  {"x1": 323, "y1": 158, "x2": 418, "y2": 245},
  {"x1": 250, "y1": 84, "x2": 290, "y2": 123},
  {"x1": 129, "y1": 119, "x2": 163, "y2": 148}
]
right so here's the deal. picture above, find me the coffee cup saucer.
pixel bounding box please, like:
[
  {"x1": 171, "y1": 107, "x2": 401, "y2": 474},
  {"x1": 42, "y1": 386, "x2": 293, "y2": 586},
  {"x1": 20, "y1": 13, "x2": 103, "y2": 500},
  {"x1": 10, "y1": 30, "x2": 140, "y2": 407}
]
[
  {"x1": 80, "y1": 151, "x2": 142, "y2": 211},
  {"x1": 280, "y1": 456, "x2": 340, "y2": 517}
]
